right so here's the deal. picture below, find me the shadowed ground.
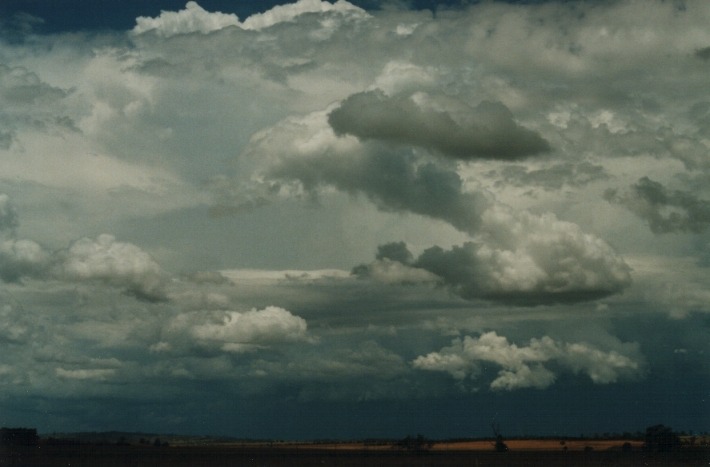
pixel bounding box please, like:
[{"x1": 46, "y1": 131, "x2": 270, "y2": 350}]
[{"x1": 2, "y1": 444, "x2": 709, "y2": 467}]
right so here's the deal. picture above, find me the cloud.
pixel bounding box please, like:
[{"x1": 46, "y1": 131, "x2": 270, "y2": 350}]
[
  {"x1": 166, "y1": 306, "x2": 310, "y2": 353},
  {"x1": 55, "y1": 234, "x2": 167, "y2": 301},
  {"x1": 353, "y1": 258, "x2": 439, "y2": 285},
  {"x1": 356, "y1": 205, "x2": 631, "y2": 304},
  {"x1": 489, "y1": 162, "x2": 608, "y2": 191},
  {"x1": 605, "y1": 177, "x2": 710, "y2": 234},
  {"x1": 55, "y1": 368, "x2": 117, "y2": 381},
  {"x1": 0, "y1": 199, "x2": 167, "y2": 299},
  {"x1": 328, "y1": 90, "x2": 550, "y2": 160},
  {"x1": 133, "y1": 1, "x2": 240, "y2": 37},
  {"x1": 240, "y1": 110, "x2": 489, "y2": 233},
  {"x1": 695, "y1": 46, "x2": 710, "y2": 60},
  {"x1": 0, "y1": 194, "x2": 18, "y2": 232},
  {"x1": 239, "y1": 0, "x2": 366, "y2": 31},
  {"x1": 0, "y1": 238, "x2": 50, "y2": 283},
  {"x1": 133, "y1": 0, "x2": 366, "y2": 37},
  {"x1": 0, "y1": 63, "x2": 75, "y2": 149},
  {"x1": 413, "y1": 331, "x2": 643, "y2": 390},
  {"x1": 238, "y1": 104, "x2": 629, "y2": 305}
]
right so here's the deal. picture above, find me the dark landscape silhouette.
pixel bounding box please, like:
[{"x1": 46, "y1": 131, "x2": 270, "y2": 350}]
[{"x1": 2, "y1": 424, "x2": 708, "y2": 466}]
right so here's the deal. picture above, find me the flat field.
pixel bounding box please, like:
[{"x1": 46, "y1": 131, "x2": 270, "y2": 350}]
[{"x1": 2, "y1": 441, "x2": 708, "y2": 466}]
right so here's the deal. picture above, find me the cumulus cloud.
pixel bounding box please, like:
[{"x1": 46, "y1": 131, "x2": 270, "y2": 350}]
[
  {"x1": 133, "y1": 0, "x2": 365, "y2": 37},
  {"x1": 328, "y1": 90, "x2": 550, "y2": 160},
  {"x1": 0, "y1": 197, "x2": 167, "y2": 299},
  {"x1": 605, "y1": 177, "x2": 710, "y2": 234},
  {"x1": 133, "y1": 1, "x2": 240, "y2": 37},
  {"x1": 166, "y1": 306, "x2": 310, "y2": 353},
  {"x1": 356, "y1": 206, "x2": 631, "y2": 304},
  {"x1": 55, "y1": 234, "x2": 167, "y2": 301},
  {"x1": 239, "y1": 103, "x2": 630, "y2": 305},
  {"x1": 240, "y1": 110, "x2": 489, "y2": 233},
  {"x1": 0, "y1": 238, "x2": 50, "y2": 283},
  {"x1": 239, "y1": 0, "x2": 366, "y2": 31},
  {"x1": 413, "y1": 332, "x2": 643, "y2": 390},
  {"x1": 0, "y1": 233, "x2": 167, "y2": 300}
]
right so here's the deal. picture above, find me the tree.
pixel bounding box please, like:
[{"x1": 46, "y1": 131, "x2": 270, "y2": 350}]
[
  {"x1": 644, "y1": 424, "x2": 681, "y2": 452},
  {"x1": 395, "y1": 434, "x2": 433, "y2": 452},
  {"x1": 491, "y1": 423, "x2": 508, "y2": 452}
]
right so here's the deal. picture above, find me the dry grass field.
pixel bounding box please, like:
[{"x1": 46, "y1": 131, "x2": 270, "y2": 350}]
[{"x1": 2, "y1": 440, "x2": 708, "y2": 467}]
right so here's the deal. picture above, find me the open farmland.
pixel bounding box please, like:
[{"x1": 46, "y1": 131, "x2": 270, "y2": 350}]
[{"x1": 2, "y1": 440, "x2": 708, "y2": 467}]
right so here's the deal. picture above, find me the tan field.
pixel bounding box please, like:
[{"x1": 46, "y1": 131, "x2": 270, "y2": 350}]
[{"x1": 293, "y1": 438, "x2": 644, "y2": 451}]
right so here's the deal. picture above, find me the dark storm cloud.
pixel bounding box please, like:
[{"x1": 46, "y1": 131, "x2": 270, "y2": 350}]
[
  {"x1": 695, "y1": 46, "x2": 710, "y2": 60},
  {"x1": 375, "y1": 241, "x2": 413, "y2": 264},
  {"x1": 269, "y1": 144, "x2": 489, "y2": 234},
  {"x1": 0, "y1": 194, "x2": 19, "y2": 232},
  {"x1": 328, "y1": 90, "x2": 550, "y2": 160},
  {"x1": 605, "y1": 177, "x2": 710, "y2": 234}
]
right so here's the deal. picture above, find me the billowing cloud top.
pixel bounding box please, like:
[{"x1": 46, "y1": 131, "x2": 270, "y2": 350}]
[{"x1": 133, "y1": 0, "x2": 366, "y2": 37}]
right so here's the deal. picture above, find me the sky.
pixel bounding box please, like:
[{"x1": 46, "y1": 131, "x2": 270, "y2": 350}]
[{"x1": 0, "y1": 0, "x2": 708, "y2": 440}]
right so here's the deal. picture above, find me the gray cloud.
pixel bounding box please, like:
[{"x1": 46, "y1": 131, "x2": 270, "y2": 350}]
[
  {"x1": 0, "y1": 64, "x2": 75, "y2": 148},
  {"x1": 0, "y1": 193, "x2": 19, "y2": 232},
  {"x1": 328, "y1": 90, "x2": 550, "y2": 160},
  {"x1": 490, "y1": 161, "x2": 608, "y2": 191},
  {"x1": 605, "y1": 177, "x2": 710, "y2": 234},
  {"x1": 252, "y1": 111, "x2": 489, "y2": 233},
  {"x1": 695, "y1": 46, "x2": 710, "y2": 60},
  {"x1": 0, "y1": 238, "x2": 50, "y2": 283}
]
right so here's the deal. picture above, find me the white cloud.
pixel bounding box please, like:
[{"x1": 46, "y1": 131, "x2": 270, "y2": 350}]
[
  {"x1": 56, "y1": 234, "x2": 166, "y2": 301},
  {"x1": 357, "y1": 205, "x2": 632, "y2": 304},
  {"x1": 167, "y1": 306, "x2": 310, "y2": 353},
  {"x1": 133, "y1": 0, "x2": 366, "y2": 37},
  {"x1": 413, "y1": 331, "x2": 643, "y2": 390},
  {"x1": 240, "y1": 0, "x2": 366, "y2": 31},
  {"x1": 133, "y1": 1, "x2": 240, "y2": 37}
]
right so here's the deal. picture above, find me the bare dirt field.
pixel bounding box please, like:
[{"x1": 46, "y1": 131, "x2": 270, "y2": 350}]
[{"x1": 2, "y1": 442, "x2": 709, "y2": 467}]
